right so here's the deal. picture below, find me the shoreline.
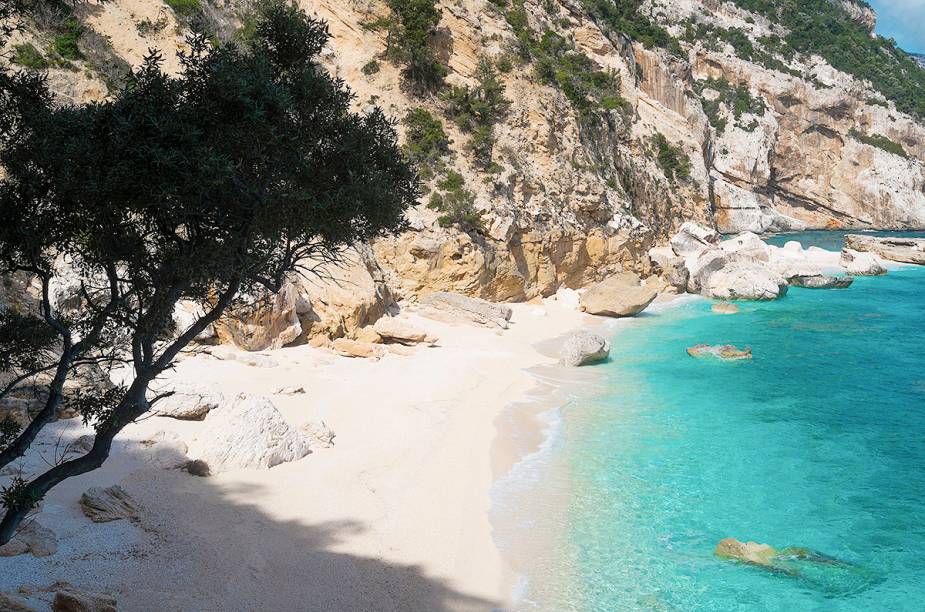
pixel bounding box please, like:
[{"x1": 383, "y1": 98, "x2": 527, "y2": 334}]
[
  {"x1": 2, "y1": 295, "x2": 598, "y2": 611},
  {"x1": 489, "y1": 292, "x2": 701, "y2": 609}
]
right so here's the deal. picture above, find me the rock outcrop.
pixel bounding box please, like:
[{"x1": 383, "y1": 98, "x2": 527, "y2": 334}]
[
  {"x1": 559, "y1": 330, "x2": 610, "y2": 367},
  {"x1": 579, "y1": 274, "x2": 658, "y2": 317},
  {"x1": 332, "y1": 338, "x2": 386, "y2": 360},
  {"x1": 420, "y1": 292, "x2": 513, "y2": 329},
  {"x1": 845, "y1": 234, "x2": 925, "y2": 265},
  {"x1": 192, "y1": 394, "x2": 311, "y2": 472}
]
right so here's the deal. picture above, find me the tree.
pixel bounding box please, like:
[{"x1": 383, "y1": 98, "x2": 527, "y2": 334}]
[
  {"x1": 0, "y1": 0, "x2": 418, "y2": 545},
  {"x1": 384, "y1": 0, "x2": 446, "y2": 93}
]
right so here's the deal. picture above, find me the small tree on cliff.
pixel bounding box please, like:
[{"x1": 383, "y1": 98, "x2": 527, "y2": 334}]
[{"x1": 0, "y1": 0, "x2": 417, "y2": 544}]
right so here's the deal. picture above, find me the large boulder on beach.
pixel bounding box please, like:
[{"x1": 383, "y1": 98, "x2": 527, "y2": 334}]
[
  {"x1": 579, "y1": 274, "x2": 657, "y2": 317},
  {"x1": 560, "y1": 330, "x2": 610, "y2": 367},
  {"x1": 840, "y1": 249, "x2": 886, "y2": 276},
  {"x1": 332, "y1": 337, "x2": 386, "y2": 359},
  {"x1": 669, "y1": 222, "x2": 720, "y2": 257},
  {"x1": 79, "y1": 486, "x2": 139, "y2": 523},
  {"x1": 845, "y1": 234, "x2": 925, "y2": 264},
  {"x1": 719, "y1": 232, "x2": 769, "y2": 261},
  {"x1": 421, "y1": 292, "x2": 513, "y2": 329},
  {"x1": 193, "y1": 394, "x2": 311, "y2": 472}
]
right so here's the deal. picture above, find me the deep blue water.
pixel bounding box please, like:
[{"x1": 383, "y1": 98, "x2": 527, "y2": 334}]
[{"x1": 529, "y1": 233, "x2": 925, "y2": 610}]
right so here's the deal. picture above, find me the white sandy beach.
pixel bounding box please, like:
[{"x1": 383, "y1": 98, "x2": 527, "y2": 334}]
[{"x1": 2, "y1": 298, "x2": 598, "y2": 611}]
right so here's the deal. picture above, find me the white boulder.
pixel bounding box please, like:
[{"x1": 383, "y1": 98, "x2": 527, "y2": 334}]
[
  {"x1": 701, "y1": 259, "x2": 789, "y2": 300},
  {"x1": 560, "y1": 330, "x2": 610, "y2": 367},
  {"x1": 193, "y1": 394, "x2": 311, "y2": 472},
  {"x1": 669, "y1": 222, "x2": 720, "y2": 257},
  {"x1": 840, "y1": 249, "x2": 887, "y2": 276}
]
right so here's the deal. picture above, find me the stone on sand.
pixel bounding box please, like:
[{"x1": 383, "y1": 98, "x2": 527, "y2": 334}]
[
  {"x1": 332, "y1": 338, "x2": 386, "y2": 360},
  {"x1": 373, "y1": 317, "x2": 437, "y2": 346},
  {"x1": 151, "y1": 384, "x2": 222, "y2": 420},
  {"x1": 559, "y1": 330, "x2": 610, "y2": 367},
  {"x1": 579, "y1": 273, "x2": 657, "y2": 317},
  {"x1": 79, "y1": 485, "x2": 139, "y2": 523},
  {"x1": 194, "y1": 394, "x2": 311, "y2": 472},
  {"x1": 421, "y1": 292, "x2": 513, "y2": 329},
  {"x1": 0, "y1": 521, "x2": 57, "y2": 558}
]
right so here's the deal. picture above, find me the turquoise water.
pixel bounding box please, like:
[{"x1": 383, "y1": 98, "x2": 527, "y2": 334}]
[{"x1": 530, "y1": 233, "x2": 925, "y2": 611}]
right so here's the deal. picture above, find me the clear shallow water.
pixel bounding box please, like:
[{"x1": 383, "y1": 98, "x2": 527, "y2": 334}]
[{"x1": 517, "y1": 233, "x2": 925, "y2": 611}]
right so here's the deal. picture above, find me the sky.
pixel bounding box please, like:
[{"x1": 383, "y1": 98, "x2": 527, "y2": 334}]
[{"x1": 868, "y1": 0, "x2": 925, "y2": 54}]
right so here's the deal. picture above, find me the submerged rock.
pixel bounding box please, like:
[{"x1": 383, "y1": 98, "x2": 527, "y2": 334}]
[
  {"x1": 716, "y1": 538, "x2": 778, "y2": 566},
  {"x1": 560, "y1": 330, "x2": 610, "y2": 367},
  {"x1": 790, "y1": 275, "x2": 853, "y2": 289},
  {"x1": 579, "y1": 274, "x2": 657, "y2": 317},
  {"x1": 711, "y1": 302, "x2": 740, "y2": 315},
  {"x1": 687, "y1": 344, "x2": 752, "y2": 361}
]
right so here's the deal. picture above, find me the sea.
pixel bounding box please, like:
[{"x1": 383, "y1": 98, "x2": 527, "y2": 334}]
[{"x1": 496, "y1": 231, "x2": 925, "y2": 611}]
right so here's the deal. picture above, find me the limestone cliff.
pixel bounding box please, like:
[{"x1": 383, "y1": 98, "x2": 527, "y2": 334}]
[{"x1": 3, "y1": 0, "x2": 924, "y2": 325}]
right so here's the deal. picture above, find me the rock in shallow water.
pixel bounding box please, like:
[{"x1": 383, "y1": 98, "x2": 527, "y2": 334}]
[
  {"x1": 711, "y1": 302, "x2": 740, "y2": 315},
  {"x1": 559, "y1": 330, "x2": 610, "y2": 367},
  {"x1": 845, "y1": 234, "x2": 925, "y2": 265},
  {"x1": 790, "y1": 275, "x2": 853, "y2": 289},
  {"x1": 687, "y1": 344, "x2": 752, "y2": 360},
  {"x1": 840, "y1": 249, "x2": 886, "y2": 276}
]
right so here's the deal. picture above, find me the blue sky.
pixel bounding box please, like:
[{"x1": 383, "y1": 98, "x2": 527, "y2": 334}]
[{"x1": 868, "y1": 0, "x2": 924, "y2": 53}]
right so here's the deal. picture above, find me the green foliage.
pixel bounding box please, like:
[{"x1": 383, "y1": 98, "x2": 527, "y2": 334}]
[
  {"x1": 652, "y1": 133, "x2": 691, "y2": 183},
  {"x1": 848, "y1": 129, "x2": 909, "y2": 159},
  {"x1": 136, "y1": 16, "x2": 168, "y2": 37},
  {"x1": 581, "y1": 0, "x2": 681, "y2": 55},
  {"x1": 11, "y1": 42, "x2": 47, "y2": 69},
  {"x1": 694, "y1": 77, "x2": 766, "y2": 133},
  {"x1": 403, "y1": 107, "x2": 449, "y2": 178},
  {"x1": 0, "y1": 1, "x2": 418, "y2": 526},
  {"x1": 384, "y1": 0, "x2": 446, "y2": 93},
  {"x1": 0, "y1": 477, "x2": 41, "y2": 512},
  {"x1": 443, "y1": 57, "x2": 510, "y2": 168},
  {"x1": 52, "y1": 17, "x2": 83, "y2": 60},
  {"x1": 0, "y1": 418, "x2": 19, "y2": 454},
  {"x1": 679, "y1": 19, "x2": 801, "y2": 77},
  {"x1": 0, "y1": 312, "x2": 57, "y2": 375},
  {"x1": 362, "y1": 59, "x2": 380, "y2": 75},
  {"x1": 165, "y1": 0, "x2": 202, "y2": 19},
  {"x1": 729, "y1": 0, "x2": 925, "y2": 117},
  {"x1": 502, "y1": 12, "x2": 628, "y2": 117},
  {"x1": 428, "y1": 171, "x2": 482, "y2": 231}
]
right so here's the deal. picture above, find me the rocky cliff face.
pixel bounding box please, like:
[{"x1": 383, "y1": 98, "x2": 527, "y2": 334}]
[{"x1": 4, "y1": 0, "x2": 925, "y2": 323}]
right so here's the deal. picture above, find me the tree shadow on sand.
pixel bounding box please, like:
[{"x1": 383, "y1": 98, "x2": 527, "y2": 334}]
[{"x1": 6, "y1": 429, "x2": 501, "y2": 612}]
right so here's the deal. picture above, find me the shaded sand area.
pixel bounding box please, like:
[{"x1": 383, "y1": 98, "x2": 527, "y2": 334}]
[{"x1": 2, "y1": 299, "x2": 597, "y2": 611}]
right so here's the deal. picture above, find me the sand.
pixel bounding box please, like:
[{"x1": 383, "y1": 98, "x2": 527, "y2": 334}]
[{"x1": 1, "y1": 297, "x2": 595, "y2": 611}]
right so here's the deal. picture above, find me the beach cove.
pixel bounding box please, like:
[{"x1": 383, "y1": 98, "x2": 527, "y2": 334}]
[{"x1": 498, "y1": 232, "x2": 925, "y2": 610}]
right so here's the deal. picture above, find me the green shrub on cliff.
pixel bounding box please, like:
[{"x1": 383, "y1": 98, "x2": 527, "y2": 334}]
[
  {"x1": 848, "y1": 130, "x2": 909, "y2": 159},
  {"x1": 383, "y1": 0, "x2": 447, "y2": 93},
  {"x1": 653, "y1": 133, "x2": 691, "y2": 183},
  {"x1": 729, "y1": 0, "x2": 925, "y2": 117},
  {"x1": 443, "y1": 57, "x2": 511, "y2": 168},
  {"x1": 403, "y1": 107, "x2": 449, "y2": 179},
  {"x1": 428, "y1": 171, "x2": 483, "y2": 231}
]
